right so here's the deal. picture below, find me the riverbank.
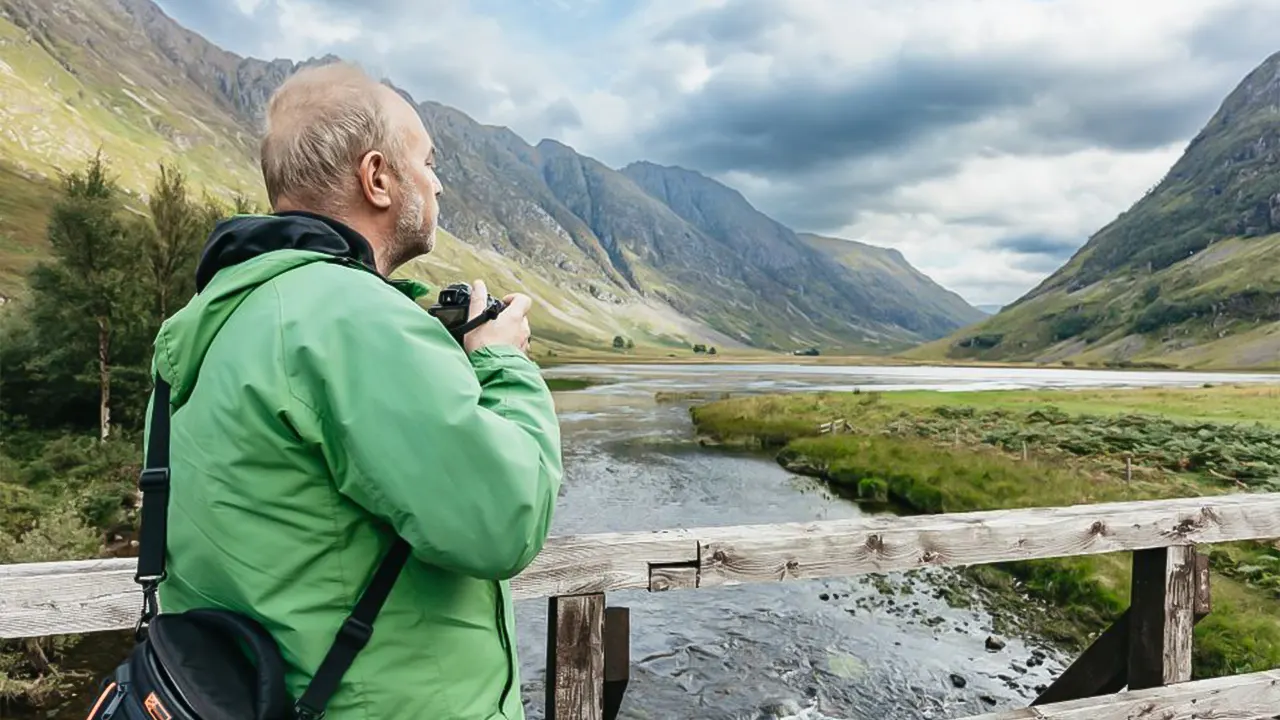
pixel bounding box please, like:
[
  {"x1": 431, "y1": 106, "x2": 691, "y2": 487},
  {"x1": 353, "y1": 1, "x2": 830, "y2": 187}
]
[
  {"x1": 535, "y1": 345, "x2": 1280, "y2": 374},
  {"x1": 535, "y1": 344, "x2": 1050, "y2": 369},
  {"x1": 689, "y1": 384, "x2": 1280, "y2": 678}
]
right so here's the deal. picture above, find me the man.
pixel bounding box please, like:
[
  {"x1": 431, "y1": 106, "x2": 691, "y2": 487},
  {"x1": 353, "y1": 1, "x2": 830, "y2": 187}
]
[{"x1": 147, "y1": 61, "x2": 563, "y2": 719}]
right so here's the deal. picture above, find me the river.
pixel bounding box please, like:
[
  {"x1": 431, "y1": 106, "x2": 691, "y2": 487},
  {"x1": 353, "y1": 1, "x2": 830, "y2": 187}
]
[{"x1": 511, "y1": 363, "x2": 1280, "y2": 719}]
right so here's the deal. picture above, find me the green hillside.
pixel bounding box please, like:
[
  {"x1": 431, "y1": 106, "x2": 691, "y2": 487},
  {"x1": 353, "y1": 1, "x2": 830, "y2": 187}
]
[
  {"x1": 798, "y1": 232, "x2": 985, "y2": 330},
  {"x1": 915, "y1": 50, "x2": 1280, "y2": 369}
]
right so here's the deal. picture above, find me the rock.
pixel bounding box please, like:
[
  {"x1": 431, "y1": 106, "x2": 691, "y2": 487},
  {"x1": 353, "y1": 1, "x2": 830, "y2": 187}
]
[
  {"x1": 1026, "y1": 655, "x2": 1043, "y2": 668},
  {"x1": 985, "y1": 635, "x2": 1007, "y2": 652},
  {"x1": 980, "y1": 695, "x2": 997, "y2": 706},
  {"x1": 819, "y1": 593, "x2": 830, "y2": 601},
  {"x1": 1011, "y1": 663, "x2": 1027, "y2": 674},
  {"x1": 1031, "y1": 649, "x2": 1047, "y2": 660},
  {"x1": 949, "y1": 674, "x2": 967, "y2": 689},
  {"x1": 1271, "y1": 193, "x2": 1280, "y2": 230}
]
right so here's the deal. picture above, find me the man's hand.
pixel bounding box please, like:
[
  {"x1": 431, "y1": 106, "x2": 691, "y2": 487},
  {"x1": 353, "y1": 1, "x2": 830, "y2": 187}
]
[{"x1": 464, "y1": 279, "x2": 531, "y2": 355}]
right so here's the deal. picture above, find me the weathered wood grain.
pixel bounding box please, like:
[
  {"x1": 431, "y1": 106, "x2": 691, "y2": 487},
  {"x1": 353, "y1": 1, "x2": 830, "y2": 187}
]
[
  {"x1": 1195, "y1": 550, "x2": 1212, "y2": 617},
  {"x1": 1033, "y1": 548, "x2": 1213, "y2": 707},
  {"x1": 6, "y1": 493, "x2": 1280, "y2": 639},
  {"x1": 648, "y1": 564, "x2": 698, "y2": 592},
  {"x1": 0, "y1": 560, "x2": 137, "y2": 638},
  {"x1": 1128, "y1": 545, "x2": 1194, "y2": 689},
  {"x1": 514, "y1": 529, "x2": 699, "y2": 600},
  {"x1": 701, "y1": 491, "x2": 1280, "y2": 589},
  {"x1": 698, "y1": 493, "x2": 1280, "y2": 589},
  {"x1": 545, "y1": 594, "x2": 604, "y2": 720},
  {"x1": 962, "y1": 669, "x2": 1280, "y2": 719}
]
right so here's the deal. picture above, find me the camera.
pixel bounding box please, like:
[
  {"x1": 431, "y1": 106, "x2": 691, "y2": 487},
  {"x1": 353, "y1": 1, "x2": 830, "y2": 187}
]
[{"x1": 427, "y1": 282, "x2": 507, "y2": 341}]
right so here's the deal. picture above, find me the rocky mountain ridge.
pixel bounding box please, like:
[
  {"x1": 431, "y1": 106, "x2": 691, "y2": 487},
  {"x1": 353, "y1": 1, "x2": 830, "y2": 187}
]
[{"x1": 0, "y1": 0, "x2": 981, "y2": 354}]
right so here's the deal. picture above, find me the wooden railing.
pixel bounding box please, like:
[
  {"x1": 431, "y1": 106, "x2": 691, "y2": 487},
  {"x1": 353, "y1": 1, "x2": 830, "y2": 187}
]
[{"x1": 6, "y1": 493, "x2": 1280, "y2": 718}]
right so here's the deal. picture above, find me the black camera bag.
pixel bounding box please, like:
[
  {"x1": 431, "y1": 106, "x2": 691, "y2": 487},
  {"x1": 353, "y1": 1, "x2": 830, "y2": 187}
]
[{"x1": 84, "y1": 374, "x2": 409, "y2": 720}]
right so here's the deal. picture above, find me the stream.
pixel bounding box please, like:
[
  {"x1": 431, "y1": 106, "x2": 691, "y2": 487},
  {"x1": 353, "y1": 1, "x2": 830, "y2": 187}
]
[{"x1": 511, "y1": 363, "x2": 1280, "y2": 719}]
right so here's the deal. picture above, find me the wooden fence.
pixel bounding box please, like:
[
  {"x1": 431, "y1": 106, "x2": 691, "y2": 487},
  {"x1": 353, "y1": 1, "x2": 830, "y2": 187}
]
[{"x1": 6, "y1": 493, "x2": 1280, "y2": 718}]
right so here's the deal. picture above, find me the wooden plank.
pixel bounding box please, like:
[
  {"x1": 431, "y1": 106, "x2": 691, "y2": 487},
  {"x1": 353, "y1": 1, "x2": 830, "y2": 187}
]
[
  {"x1": 961, "y1": 668, "x2": 1280, "y2": 719},
  {"x1": 514, "y1": 528, "x2": 699, "y2": 600},
  {"x1": 545, "y1": 594, "x2": 604, "y2": 720},
  {"x1": 1128, "y1": 545, "x2": 1194, "y2": 689},
  {"x1": 698, "y1": 493, "x2": 1280, "y2": 590},
  {"x1": 0, "y1": 560, "x2": 137, "y2": 639},
  {"x1": 5, "y1": 493, "x2": 1280, "y2": 639},
  {"x1": 603, "y1": 607, "x2": 629, "y2": 720}
]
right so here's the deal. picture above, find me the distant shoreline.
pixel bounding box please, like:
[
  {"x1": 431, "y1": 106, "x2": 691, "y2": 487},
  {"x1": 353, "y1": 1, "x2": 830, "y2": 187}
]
[{"x1": 536, "y1": 350, "x2": 1280, "y2": 375}]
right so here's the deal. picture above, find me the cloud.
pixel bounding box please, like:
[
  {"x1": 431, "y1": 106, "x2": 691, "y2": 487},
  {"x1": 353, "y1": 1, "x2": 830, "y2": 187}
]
[
  {"x1": 993, "y1": 235, "x2": 1084, "y2": 258},
  {"x1": 153, "y1": 0, "x2": 1280, "y2": 307}
]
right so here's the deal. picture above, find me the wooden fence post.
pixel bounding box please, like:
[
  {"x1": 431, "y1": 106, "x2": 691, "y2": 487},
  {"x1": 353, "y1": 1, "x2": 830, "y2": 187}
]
[
  {"x1": 1128, "y1": 545, "x2": 1195, "y2": 689},
  {"x1": 1032, "y1": 547, "x2": 1210, "y2": 706},
  {"x1": 603, "y1": 607, "x2": 630, "y2": 720},
  {"x1": 546, "y1": 593, "x2": 605, "y2": 720}
]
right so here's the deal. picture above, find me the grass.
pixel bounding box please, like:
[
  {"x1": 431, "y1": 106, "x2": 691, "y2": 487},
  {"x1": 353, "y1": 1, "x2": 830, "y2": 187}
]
[
  {"x1": 917, "y1": 233, "x2": 1280, "y2": 371},
  {"x1": 691, "y1": 384, "x2": 1280, "y2": 678}
]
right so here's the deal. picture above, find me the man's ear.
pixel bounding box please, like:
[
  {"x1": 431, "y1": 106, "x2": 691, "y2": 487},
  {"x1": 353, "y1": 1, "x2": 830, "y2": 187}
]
[{"x1": 357, "y1": 150, "x2": 393, "y2": 209}]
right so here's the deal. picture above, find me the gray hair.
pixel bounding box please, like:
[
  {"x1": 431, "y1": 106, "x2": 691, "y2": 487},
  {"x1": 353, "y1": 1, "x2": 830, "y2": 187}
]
[{"x1": 259, "y1": 61, "x2": 407, "y2": 214}]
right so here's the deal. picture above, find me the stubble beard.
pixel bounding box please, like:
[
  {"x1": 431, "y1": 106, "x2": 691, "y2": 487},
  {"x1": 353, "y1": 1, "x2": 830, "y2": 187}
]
[{"x1": 385, "y1": 181, "x2": 435, "y2": 272}]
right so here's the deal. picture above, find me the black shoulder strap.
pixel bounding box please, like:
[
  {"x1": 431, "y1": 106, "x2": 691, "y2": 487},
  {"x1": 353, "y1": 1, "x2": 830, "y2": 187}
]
[
  {"x1": 135, "y1": 374, "x2": 411, "y2": 720},
  {"x1": 293, "y1": 538, "x2": 410, "y2": 720}
]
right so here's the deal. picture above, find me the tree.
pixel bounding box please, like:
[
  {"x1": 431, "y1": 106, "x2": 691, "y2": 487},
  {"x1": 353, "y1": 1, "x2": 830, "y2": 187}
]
[
  {"x1": 28, "y1": 151, "x2": 146, "y2": 441},
  {"x1": 693, "y1": 343, "x2": 707, "y2": 354},
  {"x1": 140, "y1": 162, "x2": 206, "y2": 323},
  {"x1": 708, "y1": 346, "x2": 717, "y2": 355},
  {"x1": 613, "y1": 335, "x2": 626, "y2": 349}
]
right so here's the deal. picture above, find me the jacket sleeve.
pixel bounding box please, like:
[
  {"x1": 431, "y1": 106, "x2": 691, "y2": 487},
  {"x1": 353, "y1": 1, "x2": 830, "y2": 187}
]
[{"x1": 282, "y1": 274, "x2": 563, "y2": 581}]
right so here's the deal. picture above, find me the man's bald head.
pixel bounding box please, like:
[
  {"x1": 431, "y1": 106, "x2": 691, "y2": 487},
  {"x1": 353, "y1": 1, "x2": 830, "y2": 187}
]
[{"x1": 259, "y1": 61, "x2": 443, "y2": 273}]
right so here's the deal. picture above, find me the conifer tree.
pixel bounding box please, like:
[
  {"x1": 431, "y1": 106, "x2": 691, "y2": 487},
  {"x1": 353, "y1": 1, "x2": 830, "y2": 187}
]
[
  {"x1": 141, "y1": 162, "x2": 204, "y2": 323},
  {"x1": 26, "y1": 151, "x2": 144, "y2": 441}
]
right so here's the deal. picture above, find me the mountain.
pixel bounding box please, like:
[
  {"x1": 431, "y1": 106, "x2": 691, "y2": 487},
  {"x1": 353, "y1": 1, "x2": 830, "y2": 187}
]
[
  {"x1": 0, "y1": 0, "x2": 979, "y2": 355},
  {"x1": 915, "y1": 50, "x2": 1280, "y2": 369},
  {"x1": 619, "y1": 163, "x2": 985, "y2": 343},
  {"x1": 794, "y1": 231, "x2": 986, "y2": 330}
]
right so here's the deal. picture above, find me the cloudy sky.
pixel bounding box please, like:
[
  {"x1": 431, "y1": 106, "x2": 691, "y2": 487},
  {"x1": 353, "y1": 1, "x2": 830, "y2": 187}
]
[{"x1": 155, "y1": 0, "x2": 1280, "y2": 307}]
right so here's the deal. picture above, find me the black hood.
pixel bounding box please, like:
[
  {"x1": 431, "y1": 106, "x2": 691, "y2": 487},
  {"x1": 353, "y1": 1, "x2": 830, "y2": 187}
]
[{"x1": 195, "y1": 211, "x2": 377, "y2": 292}]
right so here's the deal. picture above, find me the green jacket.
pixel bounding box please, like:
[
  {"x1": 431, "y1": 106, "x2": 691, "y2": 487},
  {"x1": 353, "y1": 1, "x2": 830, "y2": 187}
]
[{"x1": 147, "y1": 212, "x2": 563, "y2": 719}]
